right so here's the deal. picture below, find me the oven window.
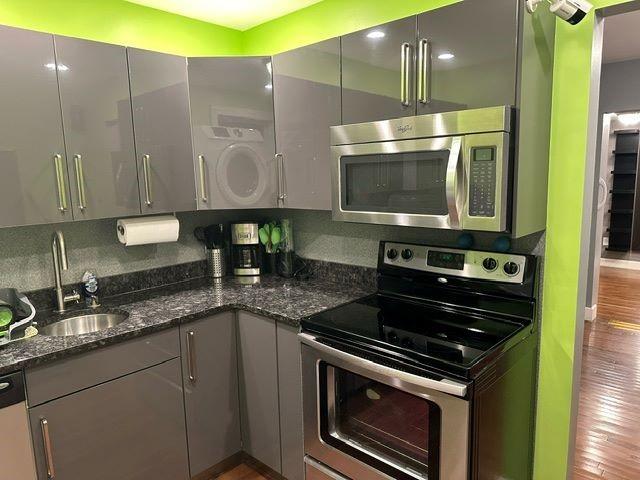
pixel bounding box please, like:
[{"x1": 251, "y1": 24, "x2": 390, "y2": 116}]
[
  {"x1": 341, "y1": 151, "x2": 449, "y2": 215},
  {"x1": 322, "y1": 365, "x2": 441, "y2": 480}
]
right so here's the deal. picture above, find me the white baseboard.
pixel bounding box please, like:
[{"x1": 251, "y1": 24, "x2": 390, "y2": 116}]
[
  {"x1": 585, "y1": 305, "x2": 597, "y2": 322},
  {"x1": 600, "y1": 258, "x2": 640, "y2": 270}
]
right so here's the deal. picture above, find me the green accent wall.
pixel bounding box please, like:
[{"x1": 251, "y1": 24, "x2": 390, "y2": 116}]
[
  {"x1": 0, "y1": 0, "x2": 243, "y2": 56},
  {"x1": 242, "y1": 0, "x2": 460, "y2": 55}
]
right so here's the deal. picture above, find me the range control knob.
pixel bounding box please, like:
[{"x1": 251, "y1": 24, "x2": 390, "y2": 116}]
[
  {"x1": 386, "y1": 248, "x2": 399, "y2": 260},
  {"x1": 401, "y1": 249, "x2": 413, "y2": 260},
  {"x1": 503, "y1": 261, "x2": 520, "y2": 276},
  {"x1": 482, "y1": 257, "x2": 498, "y2": 272}
]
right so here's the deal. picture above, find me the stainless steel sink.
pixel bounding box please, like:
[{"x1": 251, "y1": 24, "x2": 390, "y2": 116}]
[{"x1": 39, "y1": 312, "x2": 128, "y2": 337}]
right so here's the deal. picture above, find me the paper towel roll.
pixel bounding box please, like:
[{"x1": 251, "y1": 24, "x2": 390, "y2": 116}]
[{"x1": 117, "y1": 215, "x2": 180, "y2": 246}]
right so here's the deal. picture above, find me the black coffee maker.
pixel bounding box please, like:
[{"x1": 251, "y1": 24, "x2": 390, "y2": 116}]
[{"x1": 231, "y1": 223, "x2": 261, "y2": 276}]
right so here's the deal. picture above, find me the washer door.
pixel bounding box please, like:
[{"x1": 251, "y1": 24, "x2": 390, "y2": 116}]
[{"x1": 216, "y1": 143, "x2": 268, "y2": 207}]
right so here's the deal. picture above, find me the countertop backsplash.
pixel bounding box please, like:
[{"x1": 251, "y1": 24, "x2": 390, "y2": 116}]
[{"x1": 0, "y1": 208, "x2": 545, "y2": 299}]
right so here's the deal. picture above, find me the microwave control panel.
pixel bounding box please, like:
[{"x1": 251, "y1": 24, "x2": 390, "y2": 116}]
[{"x1": 469, "y1": 146, "x2": 496, "y2": 217}]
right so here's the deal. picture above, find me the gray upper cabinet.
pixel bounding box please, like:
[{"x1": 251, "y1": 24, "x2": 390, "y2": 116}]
[
  {"x1": 341, "y1": 16, "x2": 417, "y2": 125},
  {"x1": 273, "y1": 39, "x2": 340, "y2": 211},
  {"x1": 128, "y1": 48, "x2": 196, "y2": 214},
  {"x1": 55, "y1": 36, "x2": 140, "y2": 220},
  {"x1": 180, "y1": 313, "x2": 242, "y2": 477},
  {"x1": 416, "y1": 0, "x2": 518, "y2": 115},
  {"x1": 29, "y1": 359, "x2": 190, "y2": 480},
  {"x1": 0, "y1": 26, "x2": 71, "y2": 228},
  {"x1": 188, "y1": 57, "x2": 276, "y2": 210},
  {"x1": 237, "y1": 311, "x2": 281, "y2": 473}
]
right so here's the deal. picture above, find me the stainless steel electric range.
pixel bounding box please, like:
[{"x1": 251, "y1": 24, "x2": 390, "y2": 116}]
[{"x1": 300, "y1": 241, "x2": 539, "y2": 480}]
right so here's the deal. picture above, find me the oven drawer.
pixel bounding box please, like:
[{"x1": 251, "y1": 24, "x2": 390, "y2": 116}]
[{"x1": 305, "y1": 457, "x2": 351, "y2": 480}]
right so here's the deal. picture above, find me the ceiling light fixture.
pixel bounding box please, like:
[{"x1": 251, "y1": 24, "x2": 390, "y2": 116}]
[
  {"x1": 438, "y1": 53, "x2": 455, "y2": 60},
  {"x1": 366, "y1": 30, "x2": 386, "y2": 39}
]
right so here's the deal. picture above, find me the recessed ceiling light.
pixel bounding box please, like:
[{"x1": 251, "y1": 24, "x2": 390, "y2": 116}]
[
  {"x1": 366, "y1": 30, "x2": 386, "y2": 39},
  {"x1": 265, "y1": 83, "x2": 273, "y2": 90},
  {"x1": 438, "y1": 53, "x2": 455, "y2": 60}
]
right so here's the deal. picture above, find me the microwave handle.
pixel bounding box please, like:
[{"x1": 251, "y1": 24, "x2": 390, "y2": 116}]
[
  {"x1": 298, "y1": 333, "x2": 468, "y2": 398},
  {"x1": 445, "y1": 137, "x2": 463, "y2": 229}
]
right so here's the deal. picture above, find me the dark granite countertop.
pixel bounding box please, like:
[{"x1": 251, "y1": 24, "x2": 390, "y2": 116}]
[{"x1": 0, "y1": 275, "x2": 373, "y2": 375}]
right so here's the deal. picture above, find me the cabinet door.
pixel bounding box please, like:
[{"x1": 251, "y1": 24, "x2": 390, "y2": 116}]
[
  {"x1": 273, "y1": 39, "x2": 340, "y2": 211},
  {"x1": 237, "y1": 312, "x2": 281, "y2": 473},
  {"x1": 188, "y1": 57, "x2": 276, "y2": 210},
  {"x1": 55, "y1": 36, "x2": 140, "y2": 220},
  {"x1": 180, "y1": 313, "x2": 241, "y2": 477},
  {"x1": 0, "y1": 26, "x2": 71, "y2": 227},
  {"x1": 277, "y1": 323, "x2": 304, "y2": 480},
  {"x1": 29, "y1": 359, "x2": 189, "y2": 480},
  {"x1": 417, "y1": 0, "x2": 518, "y2": 115},
  {"x1": 341, "y1": 16, "x2": 417, "y2": 124},
  {"x1": 128, "y1": 48, "x2": 196, "y2": 214}
]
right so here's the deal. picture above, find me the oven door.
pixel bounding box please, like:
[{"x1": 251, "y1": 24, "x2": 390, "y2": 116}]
[{"x1": 300, "y1": 334, "x2": 470, "y2": 480}]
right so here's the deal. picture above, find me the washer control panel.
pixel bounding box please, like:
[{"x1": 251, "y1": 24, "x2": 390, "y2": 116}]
[{"x1": 383, "y1": 242, "x2": 527, "y2": 284}]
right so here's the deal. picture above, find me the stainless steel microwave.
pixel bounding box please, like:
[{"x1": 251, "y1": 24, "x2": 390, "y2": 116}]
[{"x1": 330, "y1": 106, "x2": 513, "y2": 232}]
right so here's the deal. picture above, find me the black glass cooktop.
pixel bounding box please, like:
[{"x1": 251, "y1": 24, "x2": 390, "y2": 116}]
[{"x1": 301, "y1": 293, "x2": 529, "y2": 377}]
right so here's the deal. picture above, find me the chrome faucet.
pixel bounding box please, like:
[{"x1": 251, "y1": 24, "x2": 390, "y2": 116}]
[{"x1": 51, "y1": 231, "x2": 80, "y2": 313}]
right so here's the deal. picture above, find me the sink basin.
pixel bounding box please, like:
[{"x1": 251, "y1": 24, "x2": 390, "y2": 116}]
[{"x1": 39, "y1": 312, "x2": 128, "y2": 337}]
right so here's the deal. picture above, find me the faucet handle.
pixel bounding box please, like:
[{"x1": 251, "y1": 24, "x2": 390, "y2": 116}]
[
  {"x1": 64, "y1": 290, "x2": 81, "y2": 304},
  {"x1": 88, "y1": 295, "x2": 101, "y2": 309}
]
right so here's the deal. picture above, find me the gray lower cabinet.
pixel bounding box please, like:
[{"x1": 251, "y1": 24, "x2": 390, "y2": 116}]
[
  {"x1": 341, "y1": 16, "x2": 417, "y2": 124},
  {"x1": 236, "y1": 311, "x2": 281, "y2": 473},
  {"x1": 273, "y1": 39, "x2": 340, "y2": 211},
  {"x1": 180, "y1": 313, "x2": 242, "y2": 477},
  {"x1": 416, "y1": 0, "x2": 518, "y2": 115},
  {"x1": 276, "y1": 323, "x2": 305, "y2": 480},
  {"x1": 188, "y1": 57, "x2": 276, "y2": 210},
  {"x1": 54, "y1": 36, "x2": 140, "y2": 220},
  {"x1": 29, "y1": 358, "x2": 190, "y2": 480},
  {"x1": 0, "y1": 25, "x2": 71, "y2": 227},
  {"x1": 128, "y1": 48, "x2": 196, "y2": 214}
]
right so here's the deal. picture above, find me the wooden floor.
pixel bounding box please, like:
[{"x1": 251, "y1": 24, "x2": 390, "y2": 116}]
[
  {"x1": 573, "y1": 266, "x2": 640, "y2": 479},
  {"x1": 212, "y1": 464, "x2": 269, "y2": 480}
]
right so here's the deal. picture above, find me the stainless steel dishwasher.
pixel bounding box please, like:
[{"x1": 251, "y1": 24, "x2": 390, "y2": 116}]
[{"x1": 0, "y1": 371, "x2": 37, "y2": 480}]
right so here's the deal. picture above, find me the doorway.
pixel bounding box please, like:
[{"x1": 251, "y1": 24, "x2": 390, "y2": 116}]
[{"x1": 576, "y1": 5, "x2": 640, "y2": 479}]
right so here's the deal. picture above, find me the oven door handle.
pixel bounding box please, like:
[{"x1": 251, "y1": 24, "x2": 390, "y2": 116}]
[
  {"x1": 445, "y1": 136, "x2": 463, "y2": 229},
  {"x1": 299, "y1": 333, "x2": 468, "y2": 398}
]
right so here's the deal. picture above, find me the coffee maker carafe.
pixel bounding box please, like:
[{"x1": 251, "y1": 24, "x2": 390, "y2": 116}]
[{"x1": 231, "y1": 223, "x2": 261, "y2": 276}]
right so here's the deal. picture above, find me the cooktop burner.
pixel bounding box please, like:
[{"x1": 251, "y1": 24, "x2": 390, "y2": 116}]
[{"x1": 302, "y1": 242, "x2": 537, "y2": 378}]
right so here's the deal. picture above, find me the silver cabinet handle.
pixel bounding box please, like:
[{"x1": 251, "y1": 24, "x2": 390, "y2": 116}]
[
  {"x1": 400, "y1": 42, "x2": 412, "y2": 107},
  {"x1": 186, "y1": 331, "x2": 196, "y2": 382},
  {"x1": 40, "y1": 418, "x2": 55, "y2": 479},
  {"x1": 73, "y1": 154, "x2": 87, "y2": 211},
  {"x1": 279, "y1": 154, "x2": 287, "y2": 202},
  {"x1": 53, "y1": 154, "x2": 68, "y2": 212},
  {"x1": 198, "y1": 155, "x2": 208, "y2": 203},
  {"x1": 445, "y1": 137, "x2": 463, "y2": 229},
  {"x1": 275, "y1": 153, "x2": 284, "y2": 205},
  {"x1": 142, "y1": 154, "x2": 153, "y2": 207},
  {"x1": 418, "y1": 38, "x2": 431, "y2": 104}
]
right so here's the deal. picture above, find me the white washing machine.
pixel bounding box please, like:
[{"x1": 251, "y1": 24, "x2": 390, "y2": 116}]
[{"x1": 194, "y1": 107, "x2": 276, "y2": 209}]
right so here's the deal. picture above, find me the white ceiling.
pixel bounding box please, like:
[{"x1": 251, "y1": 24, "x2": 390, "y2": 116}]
[
  {"x1": 125, "y1": 0, "x2": 324, "y2": 31},
  {"x1": 603, "y1": 9, "x2": 640, "y2": 64}
]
